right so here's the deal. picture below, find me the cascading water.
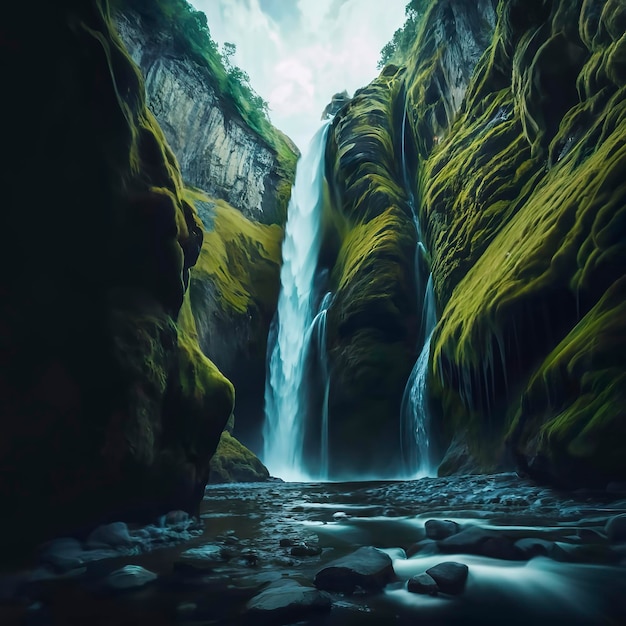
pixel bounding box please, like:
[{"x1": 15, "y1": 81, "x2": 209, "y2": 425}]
[
  {"x1": 399, "y1": 100, "x2": 438, "y2": 478},
  {"x1": 263, "y1": 121, "x2": 332, "y2": 481}
]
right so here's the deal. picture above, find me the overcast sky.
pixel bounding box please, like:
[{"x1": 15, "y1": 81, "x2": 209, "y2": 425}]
[{"x1": 188, "y1": 0, "x2": 409, "y2": 151}]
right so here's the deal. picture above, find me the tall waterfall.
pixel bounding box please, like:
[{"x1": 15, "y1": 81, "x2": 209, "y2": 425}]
[
  {"x1": 263, "y1": 121, "x2": 332, "y2": 482},
  {"x1": 399, "y1": 102, "x2": 437, "y2": 478}
]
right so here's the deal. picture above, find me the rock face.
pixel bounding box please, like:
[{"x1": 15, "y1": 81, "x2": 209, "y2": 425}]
[
  {"x1": 115, "y1": 9, "x2": 295, "y2": 225},
  {"x1": 321, "y1": 1, "x2": 497, "y2": 477},
  {"x1": 114, "y1": 2, "x2": 298, "y2": 456},
  {"x1": 0, "y1": 0, "x2": 233, "y2": 554},
  {"x1": 323, "y1": 0, "x2": 626, "y2": 485}
]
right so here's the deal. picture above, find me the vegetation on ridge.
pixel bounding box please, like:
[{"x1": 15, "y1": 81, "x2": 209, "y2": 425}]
[{"x1": 112, "y1": 0, "x2": 298, "y2": 187}]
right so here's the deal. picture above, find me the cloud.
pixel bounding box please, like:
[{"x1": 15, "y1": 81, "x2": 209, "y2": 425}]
[{"x1": 189, "y1": 0, "x2": 408, "y2": 150}]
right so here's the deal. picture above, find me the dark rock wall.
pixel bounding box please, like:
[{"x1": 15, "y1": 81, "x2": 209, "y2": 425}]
[{"x1": 0, "y1": 0, "x2": 234, "y2": 552}]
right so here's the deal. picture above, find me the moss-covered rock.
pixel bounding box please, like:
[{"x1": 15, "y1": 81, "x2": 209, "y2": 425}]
[
  {"x1": 323, "y1": 67, "x2": 419, "y2": 476},
  {"x1": 188, "y1": 197, "x2": 283, "y2": 452},
  {"x1": 415, "y1": 0, "x2": 626, "y2": 484},
  {"x1": 0, "y1": 0, "x2": 233, "y2": 554},
  {"x1": 209, "y1": 431, "x2": 270, "y2": 483}
]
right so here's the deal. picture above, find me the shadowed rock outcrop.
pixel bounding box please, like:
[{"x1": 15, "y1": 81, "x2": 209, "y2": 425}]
[{"x1": 0, "y1": 0, "x2": 233, "y2": 554}]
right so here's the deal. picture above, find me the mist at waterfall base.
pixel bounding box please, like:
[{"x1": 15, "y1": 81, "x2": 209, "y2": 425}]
[{"x1": 263, "y1": 121, "x2": 333, "y2": 482}]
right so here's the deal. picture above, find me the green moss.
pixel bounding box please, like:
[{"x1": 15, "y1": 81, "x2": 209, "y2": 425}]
[
  {"x1": 112, "y1": 0, "x2": 298, "y2": 218},
  {"x1": 410, "y1": 0, "x2": 626, "y2": 479},
  {"x1": 209, "y1": 431, "x2": 270, "y2": 483},
  {"x1": 191, "y1": 197, "x2": 283, "y2": 314}
]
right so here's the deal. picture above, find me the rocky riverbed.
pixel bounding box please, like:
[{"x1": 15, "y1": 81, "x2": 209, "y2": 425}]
[{"x1": 2, "y1": 473, "x2": 626, "y2": 625}]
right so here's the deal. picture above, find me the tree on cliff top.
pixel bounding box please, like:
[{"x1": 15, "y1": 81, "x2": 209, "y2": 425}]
[{"x1": 377, "y1": 0, "x2": 431, "y2": 69}]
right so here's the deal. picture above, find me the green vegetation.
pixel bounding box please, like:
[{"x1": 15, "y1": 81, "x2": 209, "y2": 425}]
[
  {"x1": 323, "y1": 66, "x2": 420, "y2": 475},
  {"x1": 191, "y1": 197, "x2": 283, "y2": 314},
  {"x1": 112, "y1": 0, "x2": 298, "y2": 183},
  {"x1": 377, "y1": 0, "x2": 432, "y2": 69},
  {"x1": 210, "y1": 431, "x2": 270, "y2": 483},
  {"x1": 413, "y1": 0, "x2": 626, "y2": 482}
]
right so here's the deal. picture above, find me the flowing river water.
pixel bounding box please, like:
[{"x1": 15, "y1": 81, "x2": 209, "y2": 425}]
[{"x1": 2, "y1": 474, "x2": 625, "y2": 625}]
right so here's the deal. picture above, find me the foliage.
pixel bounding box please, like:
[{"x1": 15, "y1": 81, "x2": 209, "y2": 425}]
[
  {"x1": 377, "y1": 0, "x2": 432, "y2": 69},
  {"x1": 112, "y1": 0, "x2": 297, "y2": 179}
]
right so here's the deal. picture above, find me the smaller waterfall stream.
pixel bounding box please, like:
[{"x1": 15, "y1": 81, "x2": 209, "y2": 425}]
[
  {"x1": 399, "y1": 101, "x2": 438, "y2": 478},
  {"x1": 263, "y1": 121, "x2": 332, "y2": 481}
]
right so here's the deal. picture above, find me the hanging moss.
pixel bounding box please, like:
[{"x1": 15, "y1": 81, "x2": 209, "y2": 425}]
[{"x1": 413, "y1": 0, "x2": 626, "y2": 482}]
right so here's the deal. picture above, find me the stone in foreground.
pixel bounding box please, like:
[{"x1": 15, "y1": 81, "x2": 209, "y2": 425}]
[
  {"x1": 425, "y1": 562, "x2": 468, "y2": 595},
  {"x1": 314, "y1": 546, "x2": 395, "y2": 593},
  {"x1": 105, "y1": 565, "x2": 157, "y2": 590},
  {"x1": 425, "y1": 519, "x2": 460, "y2": 540},
  {"x1": 407, "y1": 572, "x2": 439, "y2": 595},
  {"x1": 606, "y1": 514, "x2": 626, "y2": 543},
  {"x1": 245, "y1": 578, "x2": 331, "y2": 624}
]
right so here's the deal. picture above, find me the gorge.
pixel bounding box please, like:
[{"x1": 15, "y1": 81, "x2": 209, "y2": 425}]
[{"x1": 1, "y1": 0, "x2": 626, "y2": 624}]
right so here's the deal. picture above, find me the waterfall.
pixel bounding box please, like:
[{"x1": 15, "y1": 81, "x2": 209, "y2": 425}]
[
  {"x1": 399, "y1": 100, "x2": 437, "y2": 478},
  {"x1": 263, "y1": 121, "x2": 332, "y2": 482},
  {"x1": 400, "y1": 276, "x2": 436, "y2": 477},
  {"x1": 316, "y1": 292, "x2": 333, "y2": 480}
]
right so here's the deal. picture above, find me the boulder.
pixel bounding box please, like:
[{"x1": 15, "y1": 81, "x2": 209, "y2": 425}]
[
  {"x1": 605, "y1": 514, "x2": 626, "y2": 543},
  {"x1": 245, "y1": 578, "x2": 331, "y2": 625},
  {"x1": 105, "y1": 565, "x2": 157, "y2": 590},
  {"x1": 514, "y1": 538, "x2": 555, "y2": 559},
  {"x1": 425, "y1": 562, "x2": 469, "y2": 595},
  {"x1": 314, "y1": 547, "x2": 395, "y2": 593},
  {"x1": 407, "y1": 573, "x2": 438, "y2": 595},
  {"x1": 425, "y1": 520, "x2": 460, "y2": 540}
]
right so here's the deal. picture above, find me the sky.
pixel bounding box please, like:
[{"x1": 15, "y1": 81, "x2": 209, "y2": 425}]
[{"x1": 188, "y1": 0, "x2": 409, "y2": 151}]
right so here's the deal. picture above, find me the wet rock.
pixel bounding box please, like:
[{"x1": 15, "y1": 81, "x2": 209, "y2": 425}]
[
  {"x1": 406, "y1": 539, "x2": 439, "y2": 558},
  {"x1": 605, "y1": 514, "x2": 626, "y2": 543},
  {"x1": 38, "y1": 538, "x2": 84, "y2": 572},
  {"x1": 550, "y1": 542, "x2": 620, "y2": 564},
  {"x1": 514, "y1": 538, "x2": 555, "y2": 559},
  {"x1": 425, "y1": 562, "x2": 468, "y2": 595},
  {"x1": 87, "y1": 522, "x2": 135, "y2": 549},
  {"x1": 290, "y1": 543, "x2": 322, "y2": 557},
  {"x1": 105, "y1": 565, "x2": 157, "y2": 590},
  {"x1": 245, "y1": 578, "x2": 331, "y2": 624},
  {"x1": 164, "y1": 510, "x2": 189, "y2": 525},
  {"x1": 314, "y1": 546, "x2": 395, "y2": 593},
  {"x1": 577, "y1": 528, "x2": 606, "y2": 542},
  {"x1": 407, "y1": 573, "x2": 438, "y2": 595},
  {"x1": 333, "y1": 511, "x2": 350, "y2": 520},
  {"x1": 481, "y1": 536, "x2": 520, "y2": 560},
  {"x1": 279, "y1": 538, "x2": 295, "y2": 547},
  {"x1": 425, "y1": 519, "x2": 460, "y2": 540},
  {"x1": 175, "y1": 543, "x2": 228, "y2": 573},
  {"x1": 438, "y1": 526, "x2": 492, "y2": 553}
]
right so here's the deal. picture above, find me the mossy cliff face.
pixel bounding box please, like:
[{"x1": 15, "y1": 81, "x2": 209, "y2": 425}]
[
  {"x1": 188, "y1": 197, "x2": 283, "y2": 453},
  {"x1": 113, "y1": 1, "x2": 297, "y2": 458},
  {"x1": 413, "y1": 0, "x2": 626, "y2": 484},
  {"x1": 326, "y1": 0, "x2": 625, "y2": 485},
  {"x1": 115, "y1": 5, "x2": 298, "y2": 225},
  {"x1": 322, "y1": 0, "x2": 496, "y2": 476},
  {"x1": 323, "y1": 67, "x2": 419, "y2": 477},
  {"x1": 0, "y1": 0, "x2": 233, "y2": 550}
]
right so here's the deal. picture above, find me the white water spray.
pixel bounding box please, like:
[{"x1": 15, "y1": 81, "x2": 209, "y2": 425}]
[{"x1": 263, "y1": 121, "x2": 332, "y2": 481}]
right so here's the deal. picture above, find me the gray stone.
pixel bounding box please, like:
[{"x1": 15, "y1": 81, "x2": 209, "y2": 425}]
[
  {"x1": 175, "y1": 543, "x2": 228, "y2": 573},
  {"x1": 425, "y1": 519, "x2": 460, "y2": 540},
  {"x1": 406, "y1": 538, "x2": 439, "y2": 558},
  {"x1": 426, "y1": 562, "x2": 469, "y2": 595},
  {"x1": 245, "y1": 578, "x2": 331, "y2": 624},
  {"x1": 290, "y1": 543, "x2": 322, "y2": 557},
  {"x1": 438, "y1": 526, "x2": 493, "y2": 553},
  {"x1": 514, "y1": 538, "x2": 555, "y2": 559},
  {"x1": 605, "y1": 514, "x2": 626, "y2": 543},
  {"x1": 105, "y1": 565, "x2": 157, "y2": 590},
  {"x1": 407, "y1": 573, "x2": 438, "y2": 595},
  {"x1": 314, "y1": 546, "x2": 395, "y2": 593}
]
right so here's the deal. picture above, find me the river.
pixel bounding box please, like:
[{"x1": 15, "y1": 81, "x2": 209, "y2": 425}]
[{"x1": 2, "y1": 473, "x2": 625, "y2": 625}]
